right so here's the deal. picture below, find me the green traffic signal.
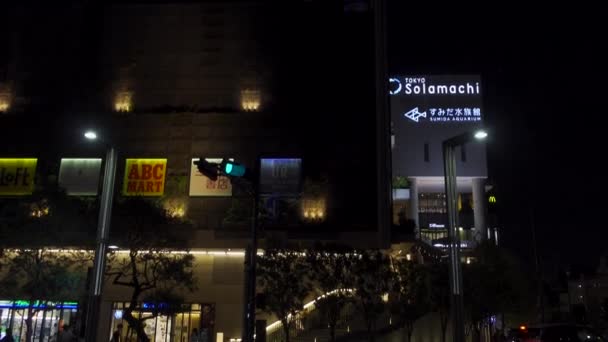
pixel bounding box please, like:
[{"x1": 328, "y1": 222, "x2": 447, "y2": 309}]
[{"x1": 222, "y1": 160, "x2": 246, "y2": 177}]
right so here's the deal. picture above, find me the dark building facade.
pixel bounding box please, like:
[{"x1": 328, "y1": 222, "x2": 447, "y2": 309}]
[{"x1": 0, "y1": 1, "x2": 386, "y2": 340}]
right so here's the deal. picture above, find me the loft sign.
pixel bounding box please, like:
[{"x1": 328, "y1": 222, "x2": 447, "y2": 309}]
[
  {"x1": 122, "y1": 158, "x2": 167, "y2": 196},
  {"x1": 0, "y1": 158, "x2": 37, "y2": 195}
]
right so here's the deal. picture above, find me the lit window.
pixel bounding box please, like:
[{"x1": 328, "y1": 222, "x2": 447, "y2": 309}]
[
  {"x1": 163, "y1": 199, "x2": 186, "y2": 219},
  {"x1": 302, "y1": 198, "x2": 326, "y2": 222},
  {"x1": 241, "y1": 89, "x2": 261, "y2": 111},
  {"x1": 114, "y1": 92, "x2": 133, "y2": 112},
  {"x1": 0, "y1": 92, "x2": 11, "y2": 112}
]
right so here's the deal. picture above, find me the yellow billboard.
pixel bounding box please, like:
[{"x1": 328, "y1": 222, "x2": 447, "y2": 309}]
[
  {"x1": 122, "y1": 159, "x2": 167, "y2": 196},
  {"x1": 0, "y1": 158, "x2": 37, "y2": 196}
]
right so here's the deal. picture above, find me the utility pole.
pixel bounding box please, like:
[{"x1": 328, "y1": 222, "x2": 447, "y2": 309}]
[{"x1": 530, "y1": 206, "x2": 544, "y2": 323}]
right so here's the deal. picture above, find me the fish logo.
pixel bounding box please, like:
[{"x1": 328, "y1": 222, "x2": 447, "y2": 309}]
[{"x1": 404, "y1": 107, "x2": 426, "y2": 122}]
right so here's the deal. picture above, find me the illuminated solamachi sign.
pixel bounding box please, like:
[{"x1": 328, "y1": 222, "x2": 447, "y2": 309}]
[
  {"x1": 0, "y1": 158, "x2": 37, "y2": 195},
  {"x1": 122, "y1": 159, "x2": 167, "y2": 196},
  {"x1": 389, "y1": 75, "x2": 483, "y2": 124},
  {"x1": 389, "y1": 77, "x2": 480, "y2": 96}
]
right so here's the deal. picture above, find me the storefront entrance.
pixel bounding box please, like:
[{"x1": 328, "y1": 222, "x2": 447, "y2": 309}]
[
  {"x1": 0, "y1": 300, "x2": 79, "y2": 342},
  {"x1": 110, "y1": 302, "x2": 215, "y2": 342}
]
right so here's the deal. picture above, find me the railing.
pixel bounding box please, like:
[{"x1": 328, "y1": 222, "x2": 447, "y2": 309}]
[
  {"x1": 419, "y1": 228, "x2": 478, "y2": 249},
  {"x1": 266, "y1": 290, "x2": 357, "y2": 342}
]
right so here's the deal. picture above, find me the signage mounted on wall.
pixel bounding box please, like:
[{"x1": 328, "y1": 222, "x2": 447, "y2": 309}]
[
  {"x1": 189, "y1": 158, "x2": 232, "y2": 197},
  {"x1": 0, "y1": 158, "x2": 37, "y2": 196},
  {"x1": 122, "y1": 158, "x2": 167, "y2": 196},
  {"x1": 389, "y1": 75, "x2": 483, "y2": 124},
  {"x1": 259, "y1": 158, "x2": 302, "y2": 195},
  {"x1": 58, "y1": 158, "x2": 102, "y2": 196}
]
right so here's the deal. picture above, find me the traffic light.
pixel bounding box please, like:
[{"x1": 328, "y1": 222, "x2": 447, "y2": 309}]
[
  {"x1": 221, "y1": 160, "x2": 246, "y2": 177},
  {"x1": 193, "y1": 158, "x2": 220, "y2": 181}
]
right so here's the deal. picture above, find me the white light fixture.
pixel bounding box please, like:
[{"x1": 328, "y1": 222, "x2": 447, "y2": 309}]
[
  {"x1": 108, "y1": 245, "x2": 119, "y2": 250},
  {"x1": 474, "y1": 130, "x2": 488, "y2": 140},
  {"x1": 84, "y1": 131, "x2": 97, "y2": 140}
]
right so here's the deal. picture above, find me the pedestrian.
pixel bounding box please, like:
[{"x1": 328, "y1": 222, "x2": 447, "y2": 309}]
[
  {"x1": 111, "y1": 323, "x2": 123, "y2": 342},
  {"x1": 190, "y1": 328, "x2": 200, "y2": 342},
  {"x1": 60, "y1": 325, "x2": 76, "y2": 342},
  {"x1": 0, "y1": 328, "x2": 15, "y2": 342}
]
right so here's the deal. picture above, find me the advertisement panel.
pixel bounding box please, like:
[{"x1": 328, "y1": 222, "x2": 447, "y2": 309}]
[
  {"x1": 259, "y1": 158, "x2": 302, "y2": 195},
  {"x1": 58, "y1": 158, "x2": 102, "y2": 196},
  {"x1": 189, "y1": 158, "x2": 232, "y2": 197},
  {"x1": 389, "y1": 75, "x2": 483, "y2": 124},
  {"x1": 0, "y1": 158, "x2": 37, "y2": 196},
  {"x1": 122, "y1": 159, "x2": 167, "y2": 196},
  {"x1": 390, "y1": 75, "x2": 487, "y2": 178}
]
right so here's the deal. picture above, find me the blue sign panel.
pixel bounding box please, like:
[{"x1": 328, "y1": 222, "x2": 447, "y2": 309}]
[{"x1": 259, "y1": 158, "x2": 302, "y2": 195}]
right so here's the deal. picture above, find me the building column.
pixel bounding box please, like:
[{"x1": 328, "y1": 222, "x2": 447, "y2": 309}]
[
  {"x1": 408, "y1": 177, "x2": 419, "y2": 229},
  {"x1": 472, "y1": 178, "x2": 487, "y2": 241}
]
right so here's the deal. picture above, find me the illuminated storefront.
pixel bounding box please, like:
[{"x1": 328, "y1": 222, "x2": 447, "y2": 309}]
[
  {"x1": 109, "y1": 302, "x2": 215, "y2": 342},
  {"x1": 0, "y1": 301, "x2": 78, "y2": 341}
]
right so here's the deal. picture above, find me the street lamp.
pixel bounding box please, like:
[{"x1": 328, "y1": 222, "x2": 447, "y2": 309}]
[
  {"x1": 442, "y1": 128, "x2": 487, "y2": 342},
  {"x1": 83, "y1": 130, "x2": 118, "y2": 342}
]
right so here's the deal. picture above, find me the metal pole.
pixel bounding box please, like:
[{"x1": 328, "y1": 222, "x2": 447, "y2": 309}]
[
  {"x1": 85, "y1": 146, "x2": 117, "y2": 341},
  {"x1": 243, "y1": 159, "x2": 260, "y2": 342},
  {"x1": 373, "y1": 0, "x2": 392, "y2": 248},
  {"x1": 248, "y1": 191, "x2": 259, "y2": 341},
  {"x1": 529, "y1": 207, "x2": 544, "y2": 323},
  {"x1": 443, "y1": 142, "x2": 465, "y2": 342}
]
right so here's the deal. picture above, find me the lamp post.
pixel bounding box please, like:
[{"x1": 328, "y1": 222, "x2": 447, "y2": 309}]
[
  {"x1": 442, "y1": 129, "x2": 487, "y2": 342},
  {"x1": 83, "y1": 130, "x2": 118, "y2": 341}
]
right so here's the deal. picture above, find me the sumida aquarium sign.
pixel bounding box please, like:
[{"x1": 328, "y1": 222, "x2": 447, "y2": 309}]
[{"x1": 389, "y1": 75, "x2": 483, "y2": 124}]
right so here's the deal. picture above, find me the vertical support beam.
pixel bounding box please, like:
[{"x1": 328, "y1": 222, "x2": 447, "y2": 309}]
[
  {"x1": 373, "y1": 0, "x2": 392, "y2": 248},
  {"x1": 408, "y1": 177, "x2": 419, "y2": 230},
  {"x1": 443, "y1": 143, "x2": 465, "y2": 342},
  {"x1": 472, "y1": 177, "x2": 487, "y2": 241}
]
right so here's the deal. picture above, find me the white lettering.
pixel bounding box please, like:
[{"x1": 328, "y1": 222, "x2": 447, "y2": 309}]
[{"x1": 388, "y1": 77, "x2": 481, "y2": 96}]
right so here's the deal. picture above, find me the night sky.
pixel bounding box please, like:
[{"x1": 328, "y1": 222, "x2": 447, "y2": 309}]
[
  {"x1": 1, "y1": 2, "x2": 606, "y2": 274},
  {"x1": 387, "y1": 3, "x2": 607, "y2": 273}
]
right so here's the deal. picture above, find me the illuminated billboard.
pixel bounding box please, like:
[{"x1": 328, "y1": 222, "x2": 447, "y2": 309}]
[
  {"x1": 189, "y1": 158, "x2": 232, "y2": 197},
  {"x1": 0, "y1": 158, "x2": 37, "y2": 196},
  {"x1": 122, "y1": 159, "x2": 167, "y2": 196},
  {"x1": 259, "y1": 158, "x2": 302, "y2": 195},
  {"x1": 390, "y1": 75, "x2": 483, "y2": 124},
  {"x1": 59, "y1": 158, "x2": 102, "y2": 196},
  {"x1": 390, "y1": 75, "x2": 487, "y2": 178}
]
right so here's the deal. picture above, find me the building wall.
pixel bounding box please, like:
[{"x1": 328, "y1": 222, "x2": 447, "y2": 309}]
[{"x1": 100, "y1": 2, "x2": 270, "y2": 111}]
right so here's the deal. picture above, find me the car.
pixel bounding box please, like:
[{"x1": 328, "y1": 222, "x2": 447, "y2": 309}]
[{"x1": 509, "y1": 324, "x2": 604, "y2": 342}]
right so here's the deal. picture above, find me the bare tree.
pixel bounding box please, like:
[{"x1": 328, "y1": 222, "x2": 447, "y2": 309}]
[{"x1": 106, "y1": 198, "x2": 196, "y2": 342}]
